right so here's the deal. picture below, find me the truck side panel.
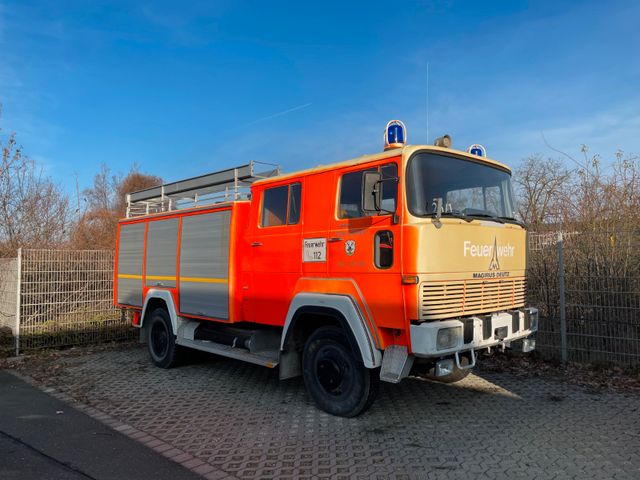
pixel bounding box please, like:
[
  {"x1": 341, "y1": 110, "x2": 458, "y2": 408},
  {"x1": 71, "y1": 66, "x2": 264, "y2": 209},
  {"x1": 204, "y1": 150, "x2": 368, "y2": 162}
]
[
  {"x1": 145, "y1": 218, "x2": 179, "y2": 288},
  {"x1": 179, "y1": 210, "x2": 231, "y2": 319},
  {"x1": 116, "y1": 222, "x2": 146, "y2": 307}
]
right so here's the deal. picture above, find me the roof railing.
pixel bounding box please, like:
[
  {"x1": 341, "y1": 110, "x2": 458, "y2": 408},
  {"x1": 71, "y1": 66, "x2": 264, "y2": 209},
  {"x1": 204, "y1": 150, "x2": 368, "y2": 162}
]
[{"x1": 126, "y1": 160, "x2": 280, "y2": 218}]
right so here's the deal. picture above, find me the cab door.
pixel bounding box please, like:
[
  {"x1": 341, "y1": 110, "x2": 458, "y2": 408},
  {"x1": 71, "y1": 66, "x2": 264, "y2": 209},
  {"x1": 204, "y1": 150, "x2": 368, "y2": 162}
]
[
  {"x1": 327, "y1": 160, "x2": 404, "y2": 330},
  {"x1": 245, "y1": 182, "x2": 302, "y2": 325}
]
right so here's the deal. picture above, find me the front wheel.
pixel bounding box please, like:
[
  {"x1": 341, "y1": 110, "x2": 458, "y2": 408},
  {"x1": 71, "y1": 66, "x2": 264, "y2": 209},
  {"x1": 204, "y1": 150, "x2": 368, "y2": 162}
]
[
  {"x1": 302, "y1": 326, "x2": 379, "y2": 417},
  {"x1": 147, "y1": 308, "x2": 182, "y2": 368}
]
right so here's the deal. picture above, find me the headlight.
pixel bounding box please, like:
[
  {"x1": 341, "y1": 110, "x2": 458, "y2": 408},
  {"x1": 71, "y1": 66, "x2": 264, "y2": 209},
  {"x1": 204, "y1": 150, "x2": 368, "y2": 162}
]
[{"x1": 436, "y1": 326, "x2": 462, "y2": 350}]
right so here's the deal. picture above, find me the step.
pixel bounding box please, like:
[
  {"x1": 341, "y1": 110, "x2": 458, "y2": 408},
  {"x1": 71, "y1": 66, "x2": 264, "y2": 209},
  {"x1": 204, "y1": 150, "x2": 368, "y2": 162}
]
[{"x1": 176, "y1": 337, "x2": 279, "y2": 368}]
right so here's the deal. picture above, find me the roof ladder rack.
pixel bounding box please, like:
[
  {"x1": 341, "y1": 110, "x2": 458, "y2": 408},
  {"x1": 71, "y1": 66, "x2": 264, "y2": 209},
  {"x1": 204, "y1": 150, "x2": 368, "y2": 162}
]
[{"x1": 126, "y1": 160, "x2": 280, "y2": 218}]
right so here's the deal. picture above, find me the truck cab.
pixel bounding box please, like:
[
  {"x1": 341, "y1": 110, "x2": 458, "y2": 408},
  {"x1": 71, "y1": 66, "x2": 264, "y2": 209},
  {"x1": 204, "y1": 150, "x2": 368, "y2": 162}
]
[{"x1": 246, "y1": 143, "x2": 536, "y2": 374}]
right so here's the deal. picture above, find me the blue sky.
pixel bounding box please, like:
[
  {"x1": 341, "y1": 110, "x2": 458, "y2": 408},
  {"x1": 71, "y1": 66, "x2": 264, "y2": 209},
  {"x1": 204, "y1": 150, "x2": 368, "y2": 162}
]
[{"x1": 1, "y1": 0, "x2": 639, "y2": 193}]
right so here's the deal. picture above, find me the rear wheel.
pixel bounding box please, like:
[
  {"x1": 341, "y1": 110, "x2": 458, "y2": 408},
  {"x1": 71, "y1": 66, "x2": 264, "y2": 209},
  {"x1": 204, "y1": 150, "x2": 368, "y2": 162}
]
[
  {"x1": 147, "y1": 308, "x2": 182, "y2": 368},
  {"x1": 302, "y1": 326, "x2": 379, "y2": 417}
]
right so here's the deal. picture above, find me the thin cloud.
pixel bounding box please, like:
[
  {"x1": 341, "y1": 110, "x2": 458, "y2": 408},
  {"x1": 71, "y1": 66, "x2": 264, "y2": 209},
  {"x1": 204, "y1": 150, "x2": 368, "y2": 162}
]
[
  {"x1": 247, "y1": 103, "x2": 312, "y2": 126},
  {"x1": 483, "y1": 99, "x2": 640, "y2": 167}
]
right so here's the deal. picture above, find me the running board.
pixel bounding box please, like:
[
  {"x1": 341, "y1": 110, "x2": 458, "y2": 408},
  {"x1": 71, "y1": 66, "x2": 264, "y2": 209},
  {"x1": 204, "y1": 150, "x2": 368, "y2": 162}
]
[{"x1": 176, "y1": 337, "x2": 279, "y2": 368}]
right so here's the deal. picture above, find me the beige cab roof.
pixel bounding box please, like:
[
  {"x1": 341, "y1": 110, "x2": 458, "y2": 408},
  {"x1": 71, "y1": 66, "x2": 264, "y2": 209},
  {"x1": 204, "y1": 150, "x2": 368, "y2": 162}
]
[{"x1": 253, "y1": 144, "x2": 512, "y2": 186}]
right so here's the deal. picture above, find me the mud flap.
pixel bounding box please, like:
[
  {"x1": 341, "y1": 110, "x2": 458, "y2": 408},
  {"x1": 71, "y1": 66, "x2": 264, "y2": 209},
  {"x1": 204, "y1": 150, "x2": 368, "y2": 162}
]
[{"x1": 380, "y1": 345, "x2": 414, "y2": 383}]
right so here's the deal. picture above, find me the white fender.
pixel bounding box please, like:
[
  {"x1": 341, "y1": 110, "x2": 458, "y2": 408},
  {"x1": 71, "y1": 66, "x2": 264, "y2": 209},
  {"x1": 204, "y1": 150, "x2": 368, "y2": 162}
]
[
  {"x1": 140, "y1": 289, "x2": 179, "y2": 333},
  {"x1": 281, "y1": 293, "x2": 382, "y2": 368}
]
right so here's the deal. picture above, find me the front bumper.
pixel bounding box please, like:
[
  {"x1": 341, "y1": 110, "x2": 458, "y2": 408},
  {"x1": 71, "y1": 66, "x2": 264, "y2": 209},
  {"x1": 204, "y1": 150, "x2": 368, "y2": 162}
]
[{"x1": 410, "y1": 308, "x2": 538, "y2": 358}]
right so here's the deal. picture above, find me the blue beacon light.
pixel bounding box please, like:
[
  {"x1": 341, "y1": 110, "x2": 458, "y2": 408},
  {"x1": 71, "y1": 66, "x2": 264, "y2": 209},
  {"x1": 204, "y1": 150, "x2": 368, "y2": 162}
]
[
  {"x1": 384, "y1": 120, "x2": 407, "y2": 150},
  {"x1": 467, "y1": 144, "x2": 487, "y2": 157}
]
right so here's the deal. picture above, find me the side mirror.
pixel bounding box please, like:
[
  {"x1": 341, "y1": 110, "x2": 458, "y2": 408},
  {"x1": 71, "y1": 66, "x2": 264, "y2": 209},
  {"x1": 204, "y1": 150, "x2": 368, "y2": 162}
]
[{"x1": 362, "y1": 171, "x2": 382, "y2": 212}]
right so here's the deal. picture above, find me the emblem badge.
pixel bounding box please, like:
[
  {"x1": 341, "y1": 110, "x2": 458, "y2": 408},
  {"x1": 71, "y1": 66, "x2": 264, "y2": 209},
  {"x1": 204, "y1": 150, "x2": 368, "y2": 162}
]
[
  {"x1": 488, "y1": 237, "x2": 500, "y2": 271},
  {"x1": 345, "y1": 240, "x2": 356, "y2": 256}
]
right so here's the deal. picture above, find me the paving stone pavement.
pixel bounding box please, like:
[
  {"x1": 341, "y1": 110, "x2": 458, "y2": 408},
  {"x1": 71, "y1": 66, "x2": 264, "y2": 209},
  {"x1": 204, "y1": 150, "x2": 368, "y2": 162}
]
[{"x1": 17, "y1": 346, "x2": 640, "y2": 479}]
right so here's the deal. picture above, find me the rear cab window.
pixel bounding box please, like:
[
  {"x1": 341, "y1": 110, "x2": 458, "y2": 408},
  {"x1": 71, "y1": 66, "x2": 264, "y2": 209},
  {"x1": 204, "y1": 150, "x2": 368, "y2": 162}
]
[{"x1": 261, "y1": 183, "x2": 302, "y2": 227}]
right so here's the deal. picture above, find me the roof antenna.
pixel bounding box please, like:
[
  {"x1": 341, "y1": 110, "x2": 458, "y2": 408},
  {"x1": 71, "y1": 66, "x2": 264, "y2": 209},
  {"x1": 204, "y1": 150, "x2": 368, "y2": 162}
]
[
  {"x1": 426, "y1": 62, "x2": 430, "y2": 144},
  {"x1": 74, "y1": 173, "x2": 81, "y2": 214}
]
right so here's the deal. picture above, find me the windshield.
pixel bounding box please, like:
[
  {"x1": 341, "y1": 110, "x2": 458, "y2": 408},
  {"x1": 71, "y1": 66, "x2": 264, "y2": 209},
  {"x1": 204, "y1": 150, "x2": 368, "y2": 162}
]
[{"x1": 406, "y1": 152, "x2": 517, "y2": 219}]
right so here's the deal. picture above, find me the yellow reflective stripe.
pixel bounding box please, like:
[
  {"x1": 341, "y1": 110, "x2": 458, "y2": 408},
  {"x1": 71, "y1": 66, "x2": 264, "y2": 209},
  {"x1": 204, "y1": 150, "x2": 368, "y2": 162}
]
[
  {"x1": 179, "y1": 276, "x2": 228, "y2": 284},
  {"x1": 146, "y1": 275, "x2": 176, "y2": 281},
  {"x1": 118, "y1": 274, "x2": 227, "y2": 284}
]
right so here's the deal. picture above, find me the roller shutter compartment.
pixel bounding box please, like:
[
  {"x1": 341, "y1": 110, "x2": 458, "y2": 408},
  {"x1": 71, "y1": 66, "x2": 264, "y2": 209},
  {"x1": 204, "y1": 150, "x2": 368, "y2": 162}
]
[
  {"x1": 146, "y1": 218, "x2": 179, "y2": 288},
  {"x1": 179, "y1": 211, "x2": 230, "y2": 319},
  {"x1": 117, "y1": 223, "x2": 146, "y2": 306}
]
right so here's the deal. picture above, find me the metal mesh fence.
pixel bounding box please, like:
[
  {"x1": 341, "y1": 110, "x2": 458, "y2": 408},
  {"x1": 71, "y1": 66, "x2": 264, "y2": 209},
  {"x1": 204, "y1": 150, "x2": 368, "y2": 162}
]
[
  {"x1": 0, "y1": 257, "x2": 18, "y2": 354},
  {"x1": 18, "y1": 249, "x2": 134, "y2": 350},
  {"x1": 0, "y1": 258, "x2": 18, "y2": 330},
  {"x1": 1, "y1": 236, "x2": 638, "y2": 366},
  {"x1": 528, "y1": 231, "x2": 640, "y2": 368}
]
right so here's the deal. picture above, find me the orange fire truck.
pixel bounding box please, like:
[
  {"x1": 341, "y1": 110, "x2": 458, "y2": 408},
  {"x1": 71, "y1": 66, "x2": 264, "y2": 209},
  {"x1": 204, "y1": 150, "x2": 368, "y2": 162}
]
[{"x1": 114, "y1": 121, "x2": 538, "y2": 417}]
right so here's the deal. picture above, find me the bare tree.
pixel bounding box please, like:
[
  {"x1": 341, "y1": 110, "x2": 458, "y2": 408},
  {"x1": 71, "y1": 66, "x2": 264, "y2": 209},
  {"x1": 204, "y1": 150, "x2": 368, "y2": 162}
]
[
  {"x1": 70, "y1": 165, "x2": 161, "y2": 249},
  {"x1": 513, "y1": 155, "x2": 572, "y2": 229},
  {"x1": 561, "y1": 150, "x2": 640, "y2": 233},
  {"x1": 0, "y1": 112, "x2": 69, "y2": 257}
]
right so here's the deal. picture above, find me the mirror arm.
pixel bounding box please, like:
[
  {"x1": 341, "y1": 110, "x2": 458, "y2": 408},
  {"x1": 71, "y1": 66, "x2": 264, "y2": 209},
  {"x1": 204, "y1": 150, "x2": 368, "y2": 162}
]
[
  {"x1": 377, "y1": 176, "x2": 399, "y2": 216},
  {"x1": 432, "y1": 197, "x2": 443, "y2": 220},
  {"x1": 373, "y1": 182, "x2": 381, "y2": 211}
]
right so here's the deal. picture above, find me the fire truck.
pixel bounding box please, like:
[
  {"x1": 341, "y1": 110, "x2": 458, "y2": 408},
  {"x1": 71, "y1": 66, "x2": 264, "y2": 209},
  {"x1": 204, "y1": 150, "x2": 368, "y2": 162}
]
[{"x1": 114, "y1": 121, "x2": 538, "y2": 417}]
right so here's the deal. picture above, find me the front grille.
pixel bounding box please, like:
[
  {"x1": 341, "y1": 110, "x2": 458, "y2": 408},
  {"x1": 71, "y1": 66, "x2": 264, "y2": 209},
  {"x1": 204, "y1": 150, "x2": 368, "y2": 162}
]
[{"x1": 420, "y1": 277, "x2": 526, "y2": 321}]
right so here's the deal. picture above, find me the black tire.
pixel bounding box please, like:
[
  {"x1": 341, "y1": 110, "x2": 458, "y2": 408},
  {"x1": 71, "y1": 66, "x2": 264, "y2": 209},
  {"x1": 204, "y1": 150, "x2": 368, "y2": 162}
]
[
  {"x1": 147, "y1": 308, "x2": 182, "y2": 369},
  {"x1": 302, "y1": 326, "x2": 379, "y2": 417},
  {"x1": 423, "y1": 356, "x2": 471, "y2": 384}
]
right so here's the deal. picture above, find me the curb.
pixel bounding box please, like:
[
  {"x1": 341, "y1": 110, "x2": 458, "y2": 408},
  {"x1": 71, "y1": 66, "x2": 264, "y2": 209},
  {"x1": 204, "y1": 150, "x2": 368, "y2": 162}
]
[{"x1": 7, "y1": 370, "x2": 239, "y2": 480}]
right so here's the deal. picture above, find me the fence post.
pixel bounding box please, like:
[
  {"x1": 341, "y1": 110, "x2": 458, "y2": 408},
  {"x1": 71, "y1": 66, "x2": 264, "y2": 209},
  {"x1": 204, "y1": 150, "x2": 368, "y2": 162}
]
[
  {"x1": 557, "y1": 232, "x2": 567, "y2": 364},
  {"x1": 14, "y1": 247, "x2": 21, "y2": 357}
]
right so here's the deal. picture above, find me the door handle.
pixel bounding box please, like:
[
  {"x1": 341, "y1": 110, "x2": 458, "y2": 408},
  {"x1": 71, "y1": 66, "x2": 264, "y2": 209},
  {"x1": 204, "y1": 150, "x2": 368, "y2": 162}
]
[
  {"x1": 251, "y1": 242, "x2": 263, "y2": 247},
  {"x1": 328, "y1": 237, "x2": 343, "y2": 243}
]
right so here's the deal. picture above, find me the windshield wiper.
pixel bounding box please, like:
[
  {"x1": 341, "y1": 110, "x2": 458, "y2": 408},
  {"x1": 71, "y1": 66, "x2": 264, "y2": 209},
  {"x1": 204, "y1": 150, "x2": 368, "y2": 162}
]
[
  {"x1": 465, "y1": 212, "x2": 505, "y2": 223},
  {"x1": 425, "y1": 211, "x2": 473, "y2": 222},
  {"x1": 498, "y1": 216, "x2": 525, "y2": 227},
  {"x1": 442, "y1": 211, "x2": 473, "y2": 222}
]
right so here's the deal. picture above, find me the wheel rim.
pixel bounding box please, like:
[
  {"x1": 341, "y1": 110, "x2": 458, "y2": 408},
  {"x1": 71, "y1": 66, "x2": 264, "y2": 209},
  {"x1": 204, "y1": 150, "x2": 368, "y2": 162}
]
[
  {"x1": 315, "y1": 345, "x2": 351, "y2": 396},
  {"x1": 150, "y1": 319, "x2": 169, "y2": 359}
]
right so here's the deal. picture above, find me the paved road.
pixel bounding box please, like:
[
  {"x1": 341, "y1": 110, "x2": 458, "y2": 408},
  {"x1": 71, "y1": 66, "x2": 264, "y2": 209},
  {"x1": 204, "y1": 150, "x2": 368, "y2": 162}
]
[
  {"x1": 12, "y1": 346, "x2": 640, "y2": 479},
  {"x1": 0, "y1": 371, "x2": 202, "y2": 480}
]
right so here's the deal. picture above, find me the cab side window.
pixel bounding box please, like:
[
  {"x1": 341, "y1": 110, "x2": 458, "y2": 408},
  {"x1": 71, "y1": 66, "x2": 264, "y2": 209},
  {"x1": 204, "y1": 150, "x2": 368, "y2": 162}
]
[
  {"x1": 375, "y1": 230, "x2": 394, "y2": 269},
  {"x1": 338, "y1": 163, "x2": 398, "y2": 219},
  {"x1": 261, "y1": 183, "x2": 302, "y2": 227},
  {"x1": 338, "y1": 169, "x2": 375, "y2": 219}
]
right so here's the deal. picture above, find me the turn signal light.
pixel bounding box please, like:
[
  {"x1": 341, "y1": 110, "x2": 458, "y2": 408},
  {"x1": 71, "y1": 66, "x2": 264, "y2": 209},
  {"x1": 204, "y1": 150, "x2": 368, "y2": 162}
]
[{"x1": 401, "y1": 275, "x2": 419, "y2": 284}]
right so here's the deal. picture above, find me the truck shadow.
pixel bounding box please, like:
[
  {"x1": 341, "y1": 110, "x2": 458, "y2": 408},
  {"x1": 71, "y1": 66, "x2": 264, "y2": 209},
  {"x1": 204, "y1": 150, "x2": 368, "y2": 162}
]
[{"x1": 186, "y1": 350, "x2": 535, "y2": 413}]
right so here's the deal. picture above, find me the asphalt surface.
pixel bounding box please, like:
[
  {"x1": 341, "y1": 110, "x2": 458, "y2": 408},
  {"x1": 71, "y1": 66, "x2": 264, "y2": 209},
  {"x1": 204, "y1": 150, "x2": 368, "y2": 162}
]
[{"x1": 0, "y1": 371, "x2": 202, "y2": 480}]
